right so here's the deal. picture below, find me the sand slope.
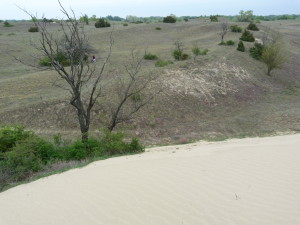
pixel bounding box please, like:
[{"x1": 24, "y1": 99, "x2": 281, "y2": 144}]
[{"x1": 0, "y1": 134, "x2": 300, "y2": 225}]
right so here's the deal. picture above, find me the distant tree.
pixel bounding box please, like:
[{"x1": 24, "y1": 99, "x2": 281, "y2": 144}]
[
  {"x1": 219, "y1": 21, "x2": 229, "y2": 42},
  {"x1": 210, "y1": 15, "x2": 218, "y2": 22},
  {"x1": 163, "y1": 15, "x2": 176, "y2": 23},
  {"x1": 3, "y1": 21, "x2": 13, "y2": 27},
  {"x1": 106, "y1": 15, "x2": 124, "y2": 21},
  {"x1": 90, "y1": 15, "x2": 97, "y2": 21},
  {"x1": 95, "y1": 18, "x2": 111, "y2": 28},
  {"x1": 80, "y1": 14, "x2": 89, "y2": 25},
  {"x1": 238, "y1": 10, "x2": 254, "y2": 22}
]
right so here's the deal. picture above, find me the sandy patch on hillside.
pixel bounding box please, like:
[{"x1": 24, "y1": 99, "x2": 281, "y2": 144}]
[
  {"x1": 0, "y1": 134, "x2": 300, "y2": 225},
  {"x1": 162, "y1": 62, "x2": 252, "y2": 102}
]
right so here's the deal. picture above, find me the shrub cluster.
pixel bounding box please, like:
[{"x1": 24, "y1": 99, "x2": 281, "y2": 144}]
[
  {"x1": 249, "y1": 43, "x2": 264, "y2": 60},
  {"x1": 0, "y1": 126, "x2": 144, "y2": 190},
  {"x1": 95, "y1": 18, "x2": 111, "y2": 28},
  {"x1": 173, "y1": 50, "x2": 189, "y2": 60},
  {"x1": 163, "y1": 16, "x2": 176, "y2": 23},
  {"x1": 237, "y1": 41, "x2": 245, "y2": 52},
  {"x1": 39, "y1": 51, "x2": 88, "y2": 67},
  {"x1": 143, "y1": 52, "x2": 158, "y2": 60},
  {"x1": 155, "y1": 59, "x2": 173, "y2": 67},
  {"x1": 155, "y1": 27, "x2": 161, "y2": 30},
  {"x1": 3, "y1": 21, "x2": 13, "y2": 27},
  {"x1": 192, "y1": 47, "x2": 208, "y2": 56},
  {"x1": 230, "y1": 25, "x2": 242, "y2": 33},
  {"x1": 240, "y1": 30, "x2": 255, "y2": 42},
  {"x1": 219, "y1": 40, "x2": 235, "y2": 46},
  {"x1": 28, "y1": 26, "x2": 39, "y2": 32},
  {"x1": 247, "y1": 22, "x2": 259, "y2": 31},
  {"x1": 210, "y1": 15, "x2": 218, "y2": 22}
]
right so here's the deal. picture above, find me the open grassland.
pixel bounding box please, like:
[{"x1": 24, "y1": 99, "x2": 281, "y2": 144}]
[{"x1": 0, "y1": 19, "x2": 300, "y2": 145}]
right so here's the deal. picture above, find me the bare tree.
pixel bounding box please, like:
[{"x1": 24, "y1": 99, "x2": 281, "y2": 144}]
[
  {"x1": 20, "y1": 1, "x2": 112, "y2": 142},
  {"x1": 102, "y1": 51, "x2": 161, "y2": 131},
  {"x1": 19, "y1": 1, "x2": 160, "y2": 141},
  {"x1": 219, "y1": 21, "x2": 229, "y2": 43}
]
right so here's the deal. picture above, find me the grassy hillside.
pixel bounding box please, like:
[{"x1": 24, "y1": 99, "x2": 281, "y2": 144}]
[{"x1": 0, "y1": 19, "x2": 300, "y2": 145}]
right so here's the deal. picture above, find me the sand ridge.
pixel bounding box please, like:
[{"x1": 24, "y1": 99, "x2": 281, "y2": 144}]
[{"x1": 0, "y1": 134, "x2": 300, "y2": 225}]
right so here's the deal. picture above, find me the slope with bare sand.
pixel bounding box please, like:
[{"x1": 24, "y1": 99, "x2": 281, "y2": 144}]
[{"x1": 0, "y1": 134, "x2": 299, "y2": 225}]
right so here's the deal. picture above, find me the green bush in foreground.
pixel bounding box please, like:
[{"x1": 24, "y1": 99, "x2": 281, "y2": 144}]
[
  {"x1": 0, "y1": 126, "x2": 144, "y2": 190},
  {"x1": 0, "y1": 125, "x2": 33, "y2": 153}
]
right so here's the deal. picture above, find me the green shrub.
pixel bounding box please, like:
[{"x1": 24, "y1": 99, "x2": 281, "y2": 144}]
[
  {"x1": 131, "y1": 92, "x2": 142, "y2": 102},
  {"x1": 144, "y1": 52, "x2": 158, "y2": 60},
  {"x1": 226, "y1": 40, "x2": 235, "y2": 45},
  {"x1": 237, "y1": 41, "x2": 245, "y2": 52},
  {"x1": 155, "y1": 59, "x2": 173, "y2": 67},
  {"x1": 7, "y1": 33, "x2": 15, "y2": 36},
  {"x1": 63, "y1": 138, "x2": 100, "y2": 160},
  {"x1": 99, "y1": 130, "x2": 144, "y2": 155},
  {"x1": 200, "y1": 49, "x2": 209, "y2": 55},
  {"x1": 173, "y1": 49, "x2": 182, "y2": 60},
  {"x1": 0, "y1": 126, "x2": 33, "y2": 154},
  {"x1": 181, "y1": 53, "x2": 189, "y2": 60},
  {"x1": 163, "y1": 16, "x2": 176, "y2": 23},
  {"x1": 95, "y1": 18, "x2": 111, "y2": 28},
  {"x1": 135, "y1": 21, "x2": 143, "y2": 24},
  {"x1": 63, "y1": 131, "x2": 144, "y2": 160},
  {"x1": 249, "y1": 43, "x2": 264, "y2": 60},
  {"x1": 123, "y1": 23, "x2": 128, "y2": 26},
  {"x1": 3, "y1": 21, "x2": 13, "y2": 27},
  {"x1": 210, "y1": 15, "x2": 218, "y2": 22},
  {"x1": 230, "y1": 25, "x2": 242, "y2": 33},
  {"x1": 3, "y1": 136, "x2": 56, "y2": 181},
  {"x1": 155, "y1": 27, "x2": 161, "y2": 30},
  {"x1": 39, "y1": 50, "x2": 88, "y2": 67},
  {"x1": 0, "y1": 125, "x2": 144, "y2": 190},
  {"x1": 240, "y1": 30, "x2": 255, "y2": 42},
  {"x1": 247, "y1": 22, "x2": 259, "y2": 31},
  {"x1": 28, "y1": 26, "x2": 39, "y2": 32},
  {"x1": 39, "y1": 57, "x2": 51, "y2": 66}
]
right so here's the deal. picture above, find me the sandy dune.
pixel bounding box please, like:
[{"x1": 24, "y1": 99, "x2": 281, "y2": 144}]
[{"x1": 0, "y1": 134, "x2": 300, "y2": 225}]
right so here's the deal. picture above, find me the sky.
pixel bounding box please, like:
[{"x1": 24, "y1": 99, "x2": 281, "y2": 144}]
[{"x1": 1, "y1": 0, "x2": 299, "y2": 20}]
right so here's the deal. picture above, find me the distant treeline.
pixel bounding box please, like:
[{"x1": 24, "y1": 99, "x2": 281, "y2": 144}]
[{"x1": 3, "y1": 14, "x2": 299, "y2": 23}]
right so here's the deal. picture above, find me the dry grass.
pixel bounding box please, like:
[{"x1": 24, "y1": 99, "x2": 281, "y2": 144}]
[{"x1": 0, "y1": 19, "x2": 300, "y2": 145}]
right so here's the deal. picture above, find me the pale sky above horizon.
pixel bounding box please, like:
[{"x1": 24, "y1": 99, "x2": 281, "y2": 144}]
[{"x1": 1, "y1": 0, "x2": 299, "y2": 20}]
